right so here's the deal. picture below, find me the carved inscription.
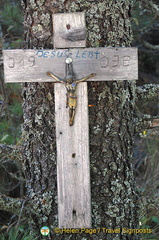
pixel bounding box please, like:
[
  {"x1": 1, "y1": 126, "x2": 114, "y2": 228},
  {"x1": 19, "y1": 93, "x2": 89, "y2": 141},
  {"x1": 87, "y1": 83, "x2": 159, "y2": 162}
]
[
  {"x1": 100, "y1": 55, "x2": 130, "y2": 68},
  {"x1": 7, "y1": 56, "x2": 35, "y2": 69},
  {"x1": 7, "y1": 53, "x2": 131, "y2": 69},
  {"x1": 7, "y1": 50, "x2": 132, "y2": 69},
  {"x1": 3, "y1": 48, "x2": 138, "y2": 82}
]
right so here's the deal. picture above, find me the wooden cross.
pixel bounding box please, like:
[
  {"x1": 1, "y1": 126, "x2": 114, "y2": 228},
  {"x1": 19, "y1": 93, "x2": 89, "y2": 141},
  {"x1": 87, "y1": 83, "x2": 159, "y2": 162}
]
[{"x1": 3, "y1": 12, "x2": 138, "y2": 228}]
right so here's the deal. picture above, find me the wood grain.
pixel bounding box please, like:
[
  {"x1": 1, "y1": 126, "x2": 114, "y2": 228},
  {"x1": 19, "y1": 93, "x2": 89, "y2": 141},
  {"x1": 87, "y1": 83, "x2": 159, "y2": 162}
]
[
  {"x1": 54, "y1": 13, "x2": 91, "y2": 227},
  {"x1": 53, "y1": 12, "x2": 86, "y2": 48},
  {"x1": 55, "y1": 82, "x2": 91, "y2": 228},
  {"x1": 3, "y1": 47, "x2": 138, "y2": 83}
]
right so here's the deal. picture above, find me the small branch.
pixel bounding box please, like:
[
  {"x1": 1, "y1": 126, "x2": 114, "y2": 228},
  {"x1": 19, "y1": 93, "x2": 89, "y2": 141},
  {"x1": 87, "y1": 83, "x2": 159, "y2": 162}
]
[
  {"x1": 0, "y1": 143, "x2": 23, "y2": 163},
  {"x1": 0, "y1": 195, "x2": 26, "y2": 215},
  {"x1": 134, "y1": 115, "x2": 159, "y2": 133},
  {"x1": 2, "y1": 163, "x2": 25, "y2": 182},
  {"x1": 149, "y1": 1, "x2": 159, "y2": 16},
  {"x1": 143, "y1": 40, "x2": 159, "y2": 50},
  {"x1": 0, "y1": 143, "x2": 16, "y2": 155},
  {"x1": 17, "y1": 199, "x2": 26, "y2": 226},
  {"x1": 136, "y1": 84, "x2": 159, "y2": 101}
]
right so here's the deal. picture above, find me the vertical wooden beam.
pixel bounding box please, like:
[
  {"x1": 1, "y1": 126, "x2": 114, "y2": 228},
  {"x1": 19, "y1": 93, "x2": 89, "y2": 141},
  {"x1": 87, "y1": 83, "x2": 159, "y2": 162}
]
[
  {"x1": 55, "y1": 83, "x2": 91, "y2": 228},
  {"x1": 54, "y1": 12, "x2": 91, "y2": 228},
  {"x1": 53, "y1": 12, "x2": 86, "y2": 48}
]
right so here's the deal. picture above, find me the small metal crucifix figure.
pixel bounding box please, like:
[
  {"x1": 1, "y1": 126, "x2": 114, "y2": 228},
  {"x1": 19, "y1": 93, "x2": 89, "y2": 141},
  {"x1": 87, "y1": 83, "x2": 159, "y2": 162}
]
[{"x1": 46, "y1": 58, "x2": 96, "y2": 126}]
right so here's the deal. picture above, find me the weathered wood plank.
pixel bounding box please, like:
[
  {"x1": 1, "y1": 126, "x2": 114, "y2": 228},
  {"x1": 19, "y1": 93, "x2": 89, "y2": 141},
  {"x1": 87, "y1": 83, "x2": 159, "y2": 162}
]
[
  {"x1": 55, "y1": 82, "x2": 91, "y2": 228},
  {"x1": 53, "y1": 12, "x2": 86, "y2": 48},
  {"x1": 54, "y1": 13, "x2": 91, "y2": 228},
  {"x1": 3, "y1": 47, "x2": 138, "y2": 83}
]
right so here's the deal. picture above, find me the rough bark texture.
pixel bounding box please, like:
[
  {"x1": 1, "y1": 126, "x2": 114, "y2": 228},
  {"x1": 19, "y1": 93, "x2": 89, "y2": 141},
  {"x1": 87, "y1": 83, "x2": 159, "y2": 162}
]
[
  {"x1": 136, "y1": 84, "x2": 159, "y2": 101},
  {"x1": 21, "y1": 0, "x2": 139, "y2": 239}
]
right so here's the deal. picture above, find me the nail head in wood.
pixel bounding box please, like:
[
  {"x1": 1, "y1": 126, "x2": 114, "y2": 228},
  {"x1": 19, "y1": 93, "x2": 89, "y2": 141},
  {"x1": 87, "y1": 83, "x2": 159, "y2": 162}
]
[{"x1": 53, "y1": 12, "x2": 86, "y2": 48}]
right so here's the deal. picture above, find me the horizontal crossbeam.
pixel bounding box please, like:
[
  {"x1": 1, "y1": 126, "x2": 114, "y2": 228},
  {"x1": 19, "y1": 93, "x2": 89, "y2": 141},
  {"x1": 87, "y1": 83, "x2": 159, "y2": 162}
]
[{"x1": 3, "y1": 47, "x2": 138, "y2": 83}]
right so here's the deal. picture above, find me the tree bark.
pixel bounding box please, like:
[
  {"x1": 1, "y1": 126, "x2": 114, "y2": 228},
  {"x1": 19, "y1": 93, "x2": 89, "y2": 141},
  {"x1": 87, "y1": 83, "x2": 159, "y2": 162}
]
[{"x1": 21, "y1": 0, "x2": 140, "y2": 239}]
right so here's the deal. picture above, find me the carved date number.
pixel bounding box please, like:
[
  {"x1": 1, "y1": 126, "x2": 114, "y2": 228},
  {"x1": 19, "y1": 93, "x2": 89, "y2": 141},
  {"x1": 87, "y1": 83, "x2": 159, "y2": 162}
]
[{"x1": 7, "y1": 56, "x2": 35, "y2": 68}]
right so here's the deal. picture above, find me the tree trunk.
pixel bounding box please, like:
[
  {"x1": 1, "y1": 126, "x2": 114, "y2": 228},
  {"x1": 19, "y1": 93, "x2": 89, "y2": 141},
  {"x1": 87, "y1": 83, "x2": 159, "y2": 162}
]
[{"x1": 21, "y1": 0, "x2": 139, "y2": 239}]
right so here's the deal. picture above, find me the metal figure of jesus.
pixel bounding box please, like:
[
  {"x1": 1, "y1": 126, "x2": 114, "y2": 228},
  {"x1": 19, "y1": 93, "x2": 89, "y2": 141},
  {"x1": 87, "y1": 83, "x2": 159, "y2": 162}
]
[{"x1": 46, "y1": 58, "x2": 96, "y2": 126}]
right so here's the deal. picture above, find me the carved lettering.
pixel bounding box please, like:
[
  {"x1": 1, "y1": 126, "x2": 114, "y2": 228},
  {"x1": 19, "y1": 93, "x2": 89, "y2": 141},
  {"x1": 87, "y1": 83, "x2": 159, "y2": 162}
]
[
  {"x1": 7, "y1": 56, "x2": 35, "y2": 68},
  {"x1": 3, "y1": 48, "x2": 138, "y2": 83},
  {"x1": 28, "y1": 56, "x2": 35, "y2": 67},
  {"x1": 18, "y1": 58, "x2": 24, "y2": 67},
  {"x1": 100, "y1": 56, "x2": 109, "y2": 68},
  {"x1": 123, "y1": 56, "x2": 130, "y2": 66},
  {"x1": 8, "y1": 58, "x2": 15, "y2": 68},
  {"x1": 7, "y1": 52, "x2": 132, "y2": 70},
  {"x1": 112, "y1": 55, "x2": 119, "y2": 67}
]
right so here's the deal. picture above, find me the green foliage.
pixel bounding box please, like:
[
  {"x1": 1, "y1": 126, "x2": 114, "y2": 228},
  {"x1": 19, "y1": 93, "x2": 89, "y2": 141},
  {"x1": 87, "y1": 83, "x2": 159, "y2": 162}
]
[
  {"x1": 0, "y1": 84, "x2": 23, "y2": 145},
  {"x1": 6, "y1": 83, "x2": 22, "y2": 93},
  {"x1": 135, "y1": 130, "x2": 159, "y2": 239},
  {"x1": 9, "y1": 38, "x2": 24, "y2": 49},
  {"x1": 0, "y1": 1, "x2": 24, "y2": 49},
  {"x1": 140, "y1": 214, "x2": 159, "y2": 239},
  {"x1": 151, "y1": 216, "x2": 159, "y2": 225},
  {"x1": 0, "y1": 2, "x2": 23, "y2": 37},
  {"x1": 132, "y1": 1, "x2": 157, "y2": 44},
  {"x1": 0, "y1": 225, "x2": 38, "y2": 240},
  {"x1": 9, "y1": 101, "x2": 23, "y2": 117},
  {"x1": 0, "y1": 117, "x2": 22, "y2": 145},
  {"x1": 0, "y1": 114, "x2": 22, "y2": 145}
]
